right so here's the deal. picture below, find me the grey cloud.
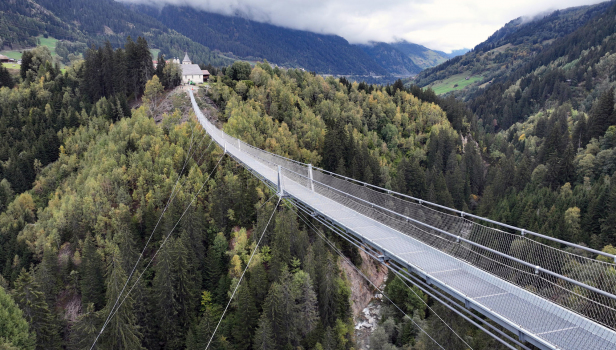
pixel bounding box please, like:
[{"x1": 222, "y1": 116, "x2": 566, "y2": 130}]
[{"x1": 118, "y1": 0, "x2": 607, "y2": 52}]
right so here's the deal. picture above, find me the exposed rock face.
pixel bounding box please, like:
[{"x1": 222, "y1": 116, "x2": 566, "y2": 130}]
[
  {"x1": 340, "y1": 249, "x2": 388, "y2": 350},
  {"x1": 340, "y1": 249, "x2": 388, "y2": 319}
]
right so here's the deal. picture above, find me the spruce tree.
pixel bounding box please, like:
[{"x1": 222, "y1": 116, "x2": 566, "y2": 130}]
[
  {"x1": 589, "y1": 88, "x2": 615, "y2": 139},
  {"x1": 0, "y1": 285, "x2": 35, "y2": 350},
  {"x1": 253, "y1": 314, "x2": 275, "y2": 350},
  {"x1": 13, "y1": 269, "x2": 60, "y2": 350},
  {"x1": 80, "y1": 234, "x2": 105, "y2": 310},
  {"x1": 100, "y1": 248, "x2": 144, "y2": 350},
  {"x1": 231, "y1": 285, "x2": 258, "y2": 350}
]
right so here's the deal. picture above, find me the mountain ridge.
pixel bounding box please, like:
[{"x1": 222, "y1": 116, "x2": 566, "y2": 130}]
[
  {"x1": 128, "y1": 3, "x2": 461, "y2": 76},
  {"x1": 411, "y1": 1, "x2": 613, "y2": 97}
]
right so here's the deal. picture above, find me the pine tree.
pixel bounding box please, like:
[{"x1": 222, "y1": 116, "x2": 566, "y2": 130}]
[
  {"x1": 270, "y1": 210, "x2": 293, "y2": 280},
  {"x1": 601, "y1": 174, "x2": 616, "y2": 246},
  {"x1": 152, "y1": 237, "x2": 181, "y2": 349},
  {"x1": 204, "y1": 233, "x2": 227, "y2": 290},
  {"x1": 35, "y1": 248, "x2": 59, "y2": 307},
  {"x1": 249, "y1": 262, "x2": 269, "y2": 305},
  {"x1": 293, "y1": 271, "x2": 319, "y2": 337},
  {"x1": 318, "y1": 252, "x2": 337, "y2": 328},
  {"x1": 0, "y1": 65, "x2": 13, "y2": 89},
  {"x1": 174, "y1": 232, "x2": 199, "y2": 333},
  {"x1": 20, "y1": 51, "x2": 33, "y2": 80},
  {"x1": 185, "y1": 301, "x2": 222, "y2": 350},
  {"x1": 13, "y1": 269, "x2": 60, "y2": 350}
]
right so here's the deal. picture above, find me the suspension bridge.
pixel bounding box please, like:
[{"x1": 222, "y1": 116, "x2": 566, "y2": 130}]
[{"x1": 189, "y1": 90, "x2": 616, "y2": 350}]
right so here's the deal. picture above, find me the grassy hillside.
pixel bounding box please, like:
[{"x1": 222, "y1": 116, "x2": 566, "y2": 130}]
[{"x1": 428, "y1": 73, "x2": 483, "y2": 95}]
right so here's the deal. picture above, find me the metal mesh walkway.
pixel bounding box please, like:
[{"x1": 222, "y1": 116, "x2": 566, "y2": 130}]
[{"x1": 189, "y1": 90, "x2": 616, "y2": 350}]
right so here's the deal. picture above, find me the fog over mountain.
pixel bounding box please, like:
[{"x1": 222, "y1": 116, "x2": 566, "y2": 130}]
[{"x1": 119, "y1": 0, "x2": 605, "y2": 52}]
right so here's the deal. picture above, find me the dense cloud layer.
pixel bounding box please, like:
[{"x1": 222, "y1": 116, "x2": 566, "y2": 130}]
[{"x1": 119, "y1": 0, "x2": 605, "y2": 52}]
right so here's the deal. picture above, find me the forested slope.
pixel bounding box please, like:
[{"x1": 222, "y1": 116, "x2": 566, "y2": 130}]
[
  {"x1": 469, "y1": 0, "x2": 616, "y2": 129},
  {"x1": 413, "y1": 1, "x2": 611, "y2": 97},
  {"x1": 0, "y1": 36, "x2": 360, "y2": 350},
  {"x1": 132, "y1": 4, "x2": 388, "y2": 76},
  {"x1": 0, "y1": 0, "x2": 230, "y2": 66}
]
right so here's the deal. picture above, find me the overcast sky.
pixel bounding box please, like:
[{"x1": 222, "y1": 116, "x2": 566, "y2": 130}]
[{"x1": 121, "y1": 0, "x2": 607, "y2": 52}]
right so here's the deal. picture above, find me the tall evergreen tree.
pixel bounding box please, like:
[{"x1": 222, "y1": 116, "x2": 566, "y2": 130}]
[
  {"x1": 0, "y1": 65, "x2": 13, "y2": 88},
  {"x1": 253, "y1": 314, "x2": 275, "y2": 350},
  {"x1": 80, "y1": 234, "x2": 105, "y2": 310},
  {"x1": 13, "y1": 269, "x2": 60, "y2": 350},
  {"x1": 152, "y1": 237, "x2": 181, "y2": 349},
  {"x1": 0, "y1": 285, "x2": 35, "y2": 350},
  {"x1": 100, "y1": 248, "x2": 144, "y2": 350},
  {"x1": 589, "y1": 88, "x2": 615, "y2": 139},
  {"x1": 231, "y1": 285, "x2": 258, "y2": 350},
  {"x1": 69, "y1": 303, "x2": 102, "y2": 350}
]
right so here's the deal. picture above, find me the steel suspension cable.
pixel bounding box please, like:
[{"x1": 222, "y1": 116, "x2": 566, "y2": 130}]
[
  {"x1": 292, "y1": 204, "x2": 527, "y2": 350},
  {"x1": 204, "y1": 196, "x2": 282, "y2": 350},
  {"x1": 92, "y1": 122, "x2": 200, "y2": 348},
  {"x1": 387, "y1": 261, "x2": 530, "y2": 350},
  {"x1": 288, "y1": 202, "x2": 446, "y2": 350},
  {"x1": 89, "y1": 145, "x2": 224, "y2": 350}
]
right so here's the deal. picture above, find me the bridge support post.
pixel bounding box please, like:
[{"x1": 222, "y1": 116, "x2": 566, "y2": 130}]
[
  {"x1": 308, "y1": 164, "x2": 314, "y2": 191},
  {"x1": 277, "y1": 165, "x2": 285, "y2": 197}
]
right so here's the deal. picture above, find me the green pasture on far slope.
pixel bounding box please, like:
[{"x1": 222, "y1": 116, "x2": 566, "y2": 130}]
[{"x1": 428, "y1": 73, "x2": 483, "y2": 95}]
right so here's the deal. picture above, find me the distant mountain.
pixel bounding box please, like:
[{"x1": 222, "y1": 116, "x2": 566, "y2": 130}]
[
  {"x1": 411, "y1": 1, "x2": 612, "y2": 96},
  {"x1": 131, "y1": 4, "x2": 388, "y2": 76},
  {"x1": 357, "y1": 42, "x2": 423, "y2": 76},
  {"x1": 468, "y1": 0, "x2": 616, "y2": 129},
  {"x1": 357, "y1": 40, "x2": 459, "y2": 76},
  {"x1": 389, "y1": 41, "x2": 452, "y2": 69},
  {"x1": 446, "y1": 48, "x2": 470, "y2": 58},
  {"x1": 129, "y1": 4, "x2": 454, "y2": 77},
  {"x1": 0, "y1": 0, "x2": 230, "y2": 66}
]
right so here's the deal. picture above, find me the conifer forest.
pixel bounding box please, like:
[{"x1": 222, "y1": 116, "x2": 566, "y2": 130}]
[{"x1": 2, "y1": 1, "x2": 616, "y2": 350}]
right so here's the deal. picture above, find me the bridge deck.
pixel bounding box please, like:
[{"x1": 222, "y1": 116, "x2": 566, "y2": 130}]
[{"x1": 190, "y1": 90, "x2": 616, "y2": 350}]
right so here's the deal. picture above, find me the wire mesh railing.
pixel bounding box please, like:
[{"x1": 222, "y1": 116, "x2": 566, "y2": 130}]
[{"x1": 188, "y1": 90, "x2": 616, "y2": 337}]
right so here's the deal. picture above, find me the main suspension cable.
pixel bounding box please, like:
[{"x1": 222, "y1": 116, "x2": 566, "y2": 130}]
[
  {"x1": 90, "y1": 145, "x2": 224, "y2": 350},
  {"x1": 288, "y1": 203, "x2": 446, "y2": 350},
  {"x1": 204, "y1": 196, "x2": 282, "y2": 350},
  {"x1": 292, "y1": 204, "x2": 526, "y2": 350},
  {"x1": 92, "y1": 121, "x2": 201, "y2": 348}
]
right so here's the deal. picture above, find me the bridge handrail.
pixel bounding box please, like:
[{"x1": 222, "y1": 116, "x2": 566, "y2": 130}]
[
  {"x1": 190, "y1": 90, "x2": 616, "y2": 267},
  {"x1": 280, "y1": 166, "x2": 616, "y2": 303},
  {"x1": 312, "y1": 167, "x2": 616, "y2": 262},
  {"x1": 191, "y1": 90, "x2": 616, "y2": 298}
]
